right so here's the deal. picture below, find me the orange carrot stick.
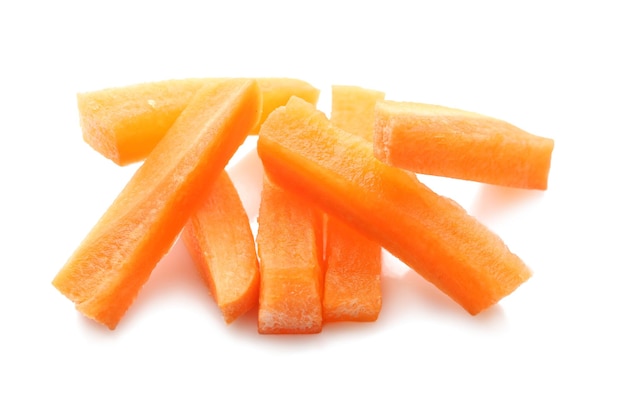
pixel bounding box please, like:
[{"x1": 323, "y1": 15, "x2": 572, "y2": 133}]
[
  {"x1": 77, "y1": 78, "x2": 210, "y2": 165},
  {"x1": 330, "y1": 85, "x2": 385, "y2": 141},
  {"x1": 251, "y1": 78, "x2": 320, "y2": 134},
  {"x1": 52, "y1": 79, "x2": 261, "y2": 329},
  {"x1": 256, "y1": 177, "x2": 324, "y2": 334},
  {"x1": 324, "y1": 216, "x2": 381, "y2": 322},
  {"x1": 77, "y1": 77, "x2": 319, "y2": 165},
  {"x1": 182, "y1": 170, "x2": 259, "y2": 324},
  {"x1": 373, "y1": 101, "x2": 555, "y2": 190},
  {"x1": 323, "y1": 85, "x2": 384, "y2": 322},
  {"x1": 257, "y1": 97, "x2": 532, "y2": 315}
]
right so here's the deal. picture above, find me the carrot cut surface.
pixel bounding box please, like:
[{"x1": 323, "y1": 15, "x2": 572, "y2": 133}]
[
  {"x1": 256, "y1": 177, "x2": 323, "y2": 334},
  {"x1": 52, "y1": 79, "x2": 261, "y2": 329},
  {"x1": 323, "y1": 85, "x2": 384, "y2": 322},
  {"x1": 373, "y1": 101, "x2": 555, "y2": 190},
  {"x1": 257, "y1": 97, "x2": 531, "y2": 315},
  {"x1": 182, "y1": 170, "x2": 259, "y2": 324},
  {"x1": 78, "y1": 77, "x2": 319, "y2": 165}
]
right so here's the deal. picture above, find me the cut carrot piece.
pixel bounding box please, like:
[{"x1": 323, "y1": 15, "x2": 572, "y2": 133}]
[
  {"x1": 250, "y1": 78, "x2": 320, "y2": 135},
  {"x1": 78, "y1": 77, "x2": 319, "y2": 165},
  {"x1": 256, "y1": 177, "x2": 323, "y2": 334},
  {"x1": 373, "y1": 101, "x2": 555, "y2": 190},
  {"x1": 52, "y1": 79, "x2": 261, "y2": 329},
  {"x1": 257, "y1": 97, "x2": 532, "y2": 315},
  {"x1": 77, "y1": 78, "x2": 211, "y2": 165},
  {"x1": 330, "y1": 85, "x2": 385, "y2": 141},
  {"x1": 182, "y1": 170, "x2": 259, "y2": 324},
  {"x1": 323, "y1": 85, "x2": 384, "y2": 322},
  {"x1": 324, "y1": 216, "x2": 382, "y2": 322}
]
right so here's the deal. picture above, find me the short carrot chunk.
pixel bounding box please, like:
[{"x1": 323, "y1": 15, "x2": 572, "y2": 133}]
[
  {"x1": 77, "y1": 77, "x2": 319, "y2": 165},
  {"x1": 323, "y1": 85, "x2": 384, "y2": 322},
  {"x1": 256, "y1": 177, "x2": 324, "y2": 334},
  {"x1": 182, "y1": 171, "x2": 260, "y2": 324},
  {"x1": 53, "y1": 79, "x2": 261, "y2": 329},
  {"x1": 373, "y1": 101, "x2": 555, "y2": 190},
  {"x1": 258, "y1": 97, "x2": 532, "y2": 315}
]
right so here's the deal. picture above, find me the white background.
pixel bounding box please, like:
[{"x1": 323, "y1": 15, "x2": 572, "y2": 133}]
[{"x1": 1, "y1": 1, "x2": 624, "y2": 406}]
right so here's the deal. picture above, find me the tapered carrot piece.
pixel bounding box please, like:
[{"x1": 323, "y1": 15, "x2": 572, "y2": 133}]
[
  {"x1": 257, "y1": 97, "x2": 532, "y2": 315},
  {"x1": 256, "y1": 177, "x2": 324, "y2": 334},
  {"x1": 373, "y1": 101, "x2": 555, "y2": 190},
  {"x1": 78, "y1": 77, "x2": 319, "y2": 165},
  {"x1": 323, "y1": 85, "x2": 384, "y2": 322},
  {"x1": 182, "y1": 170, "x2": 259, "y2": 324},
  {"x1": 53, "y1": 79, "x2": 261, "y2": 329}
]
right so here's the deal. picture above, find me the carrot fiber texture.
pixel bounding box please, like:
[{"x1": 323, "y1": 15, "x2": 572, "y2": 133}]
[
  {"x1": 53, "y1": 79, "x2": 261, "y2": 329},
  {"x1": 78, "y1": 78, "x2": 319, "y2": 165},
  {"x1": 373, "y1": 101, "x2": 555, "y2": 190},
  {"x1": 256, "y1": 177, "x2": 324, "y2": 334},
  {"x1": 323, "y1": 85, "x2": 384, "y2": 322},
  {"x1": 182, "y1": 171, "x2": 259, "y2": 324},
  {"x1": 257, "y1": 97, "x2": 532, "y2": 315}
]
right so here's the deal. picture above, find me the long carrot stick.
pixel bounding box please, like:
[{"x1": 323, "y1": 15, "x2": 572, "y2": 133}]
[
  {"x1": 77, "y1": 78, "x2": 319, "y2": 165},
  {"x1": 323, "y1": 85, "x2": 384, "y2": 322},
  {"x1": 53, "y1": 79, "x2": 261, "y2": 329},
  {"x1": 257, "y1": 96, "x2": 532, "y2": 315},
  {"x1": 373, "y1": 100, "x2": 554, "y2": 190},
  {"x1": 256, "y1": 177, "x2": 324, "y2": 334}
]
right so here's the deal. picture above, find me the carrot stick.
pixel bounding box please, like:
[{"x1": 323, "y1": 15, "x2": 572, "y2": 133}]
[
  {"x1": 52, "y1": 79, "x2": 261, "y2": 329},
  {"x1": 77, "y1": 78, "x2": 210, "y2": 165},
  {"x1": 77, "y1": 77, "x2": 319, "y2": 165},
  {"x1": 182, "y1": 170, "x2": 259, "y2": 324},
  {"x1": 330, "y1": 85, "x2": 385, "y2": 141},
  {"x1": 324, "y1": 216, "x2": 382, "y2": 322},
  {"x1": 251, "y1": 78, "x2": 320, "y2": 134},
  {"x1": 257, "y1": 96, "x2": 532, "y2": 315},
  {"x1": 256, "y1": 177, "x2": 324, "y2": 334},
  {"x1": 373, "y1": 101, "x2": 555, "y2": 190},
  {"x1": 323, "y1": 85, "x2": 384, "y2": 322}
]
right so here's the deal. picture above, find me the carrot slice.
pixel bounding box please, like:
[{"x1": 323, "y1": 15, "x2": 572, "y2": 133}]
[
  {"x1": 323, "y1": 85, "x2": 384, "y2": 322},
  {"x1": 78, "y1": 77, "x2": 319, "y2": 165},
  {"x1": 182, "y1": 170, "x2": 259, "y2": 324},
  {"x1": 373, "y1": 101, "x2": 555, "y2": 190},
  {"x1": 256, "y1": 177, "x2": 324, "y2": 334},
  {"x1": 52, "y1": 79, "x2": 261, "y2": 329},
  {"x1": 257, "y1": 97, "x2": 532, "y2": 315}
]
